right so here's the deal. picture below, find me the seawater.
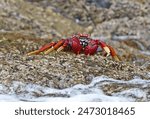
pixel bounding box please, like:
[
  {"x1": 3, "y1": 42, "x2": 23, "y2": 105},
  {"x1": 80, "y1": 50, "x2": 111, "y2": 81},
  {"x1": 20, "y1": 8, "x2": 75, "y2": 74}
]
[{"x1": 0, "y1": 75, "x2": 150, "y2": 102}]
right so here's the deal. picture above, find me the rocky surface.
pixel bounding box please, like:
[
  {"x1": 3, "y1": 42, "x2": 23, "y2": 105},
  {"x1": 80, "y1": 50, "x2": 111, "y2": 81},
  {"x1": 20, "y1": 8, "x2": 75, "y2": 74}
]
[
  {"x1": 0, "y1": 32, "x2": 149, "y2": 89},
  {"x1": 0, "y1": 0, "x2": 150, "y2": 90}
]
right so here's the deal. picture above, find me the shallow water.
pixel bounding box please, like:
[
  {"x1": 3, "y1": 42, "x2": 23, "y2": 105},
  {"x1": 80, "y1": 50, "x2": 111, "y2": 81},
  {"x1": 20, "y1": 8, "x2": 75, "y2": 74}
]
[{"x1": 0, "y1": 75, "x2": 150, "y2": 102}]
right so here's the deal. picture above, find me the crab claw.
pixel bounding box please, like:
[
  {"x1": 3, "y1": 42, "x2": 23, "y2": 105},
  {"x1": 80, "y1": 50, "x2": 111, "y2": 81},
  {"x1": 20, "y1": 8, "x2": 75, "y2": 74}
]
[
  {"x1": 107, "y1": 45, "x2": 120, "y2": 61},
  {"x1": 99, "y1": 41, "x2": 110, "y2": 56},
  {"x1": 99, "y1": 41, "x2": 120, "y2": 61},
  {"x1": 103, "y1": 46, "x2": 111, "y2": 57}
]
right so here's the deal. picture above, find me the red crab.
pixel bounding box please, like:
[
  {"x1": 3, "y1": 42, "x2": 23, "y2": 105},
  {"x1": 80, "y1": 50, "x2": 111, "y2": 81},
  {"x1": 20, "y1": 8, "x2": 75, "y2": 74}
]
[{"x1": 27, "y1": 33, "x2": 120, "y2": 61}]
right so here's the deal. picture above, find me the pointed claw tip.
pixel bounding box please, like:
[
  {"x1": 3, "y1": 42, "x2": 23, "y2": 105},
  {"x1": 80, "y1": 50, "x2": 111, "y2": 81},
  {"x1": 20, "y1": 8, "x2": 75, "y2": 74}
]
[{"x1": 103, "y1": 46, "x2": 110, "y2": 56}]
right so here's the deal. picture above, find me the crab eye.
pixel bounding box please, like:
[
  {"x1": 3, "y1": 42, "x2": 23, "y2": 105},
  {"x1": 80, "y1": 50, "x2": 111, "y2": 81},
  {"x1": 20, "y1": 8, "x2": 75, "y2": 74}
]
[{"x1": 79, "y1": 37, "x2": 88, "y2": 41}]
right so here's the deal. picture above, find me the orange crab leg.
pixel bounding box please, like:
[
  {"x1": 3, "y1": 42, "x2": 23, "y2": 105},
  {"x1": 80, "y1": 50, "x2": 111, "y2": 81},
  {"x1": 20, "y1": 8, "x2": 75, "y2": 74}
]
[
  {"x1": 39, "y1": 42, "x2": 56, "y2": 52},
  {"x1": 27, "y1": 50, "x2": 40, "y2": 56},
  {"x1": 44, "y1": 40, "x2": 64, "y2": 54},
  {"x1": 56, "y1": 40, "x2": 69, "y2": 52},
  {"x1": 57, "y1": 46, "x2": 64, "y2": 52},
  {"x1": 27, "y1": 42, "x2": 56, "y2": 56}
]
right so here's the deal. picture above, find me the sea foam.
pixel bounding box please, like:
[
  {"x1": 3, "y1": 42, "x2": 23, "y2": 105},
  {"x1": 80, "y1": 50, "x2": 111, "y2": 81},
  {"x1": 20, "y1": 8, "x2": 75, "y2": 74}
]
[{"x1": 0, "y1": 76, "x2": 150, "y2": 102}]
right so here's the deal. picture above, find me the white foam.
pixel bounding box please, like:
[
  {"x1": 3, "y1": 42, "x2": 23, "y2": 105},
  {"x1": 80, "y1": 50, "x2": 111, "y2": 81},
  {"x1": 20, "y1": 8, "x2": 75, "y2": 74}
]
[
  {"x1": 0, "y1": 75, "x2": 150, "y2": 102},
  {"x1": 0, "y1": 94, "x2": 20, "y2": 102}
]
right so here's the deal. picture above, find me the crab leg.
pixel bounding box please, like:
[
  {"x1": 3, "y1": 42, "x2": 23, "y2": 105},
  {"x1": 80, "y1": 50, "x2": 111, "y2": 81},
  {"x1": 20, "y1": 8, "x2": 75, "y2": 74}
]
[
  {"x1": 27, "y1": 50, "x2": 39, "y2": 56},
  {"x1": 56, "y1": 40, "x2": 69, "y2": 52},
  {"x1": 27, "y1": 42, "x2": 56, "y2": 56},
  {"x1": 44, "y1": 39, "x2": 65, "y2": 54},
  {"x1": 56, "y1": 46, "x2": 64, "y2": 52}
]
